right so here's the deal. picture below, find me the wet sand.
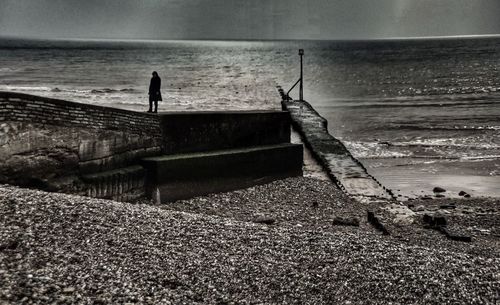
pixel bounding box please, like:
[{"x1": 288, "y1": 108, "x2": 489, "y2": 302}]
[{"x1": 363, "y1": 158, "x2": 500, "y2": 200}]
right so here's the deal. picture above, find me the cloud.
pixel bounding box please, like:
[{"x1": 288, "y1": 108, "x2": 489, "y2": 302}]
[
  {"x1": 394, "y1": 0, "x2": 412, "y2": 20},
  {"x1": 0, "y1": 0, "x2": 499, "y2": 40}
]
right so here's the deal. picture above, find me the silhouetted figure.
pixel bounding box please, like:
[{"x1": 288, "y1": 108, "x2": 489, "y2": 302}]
[{"x1": 148, "y1": 71, "x2": 162, "y2": 113}]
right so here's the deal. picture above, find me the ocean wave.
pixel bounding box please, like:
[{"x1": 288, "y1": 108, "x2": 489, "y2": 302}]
[
  {"x1": 0, "y1": 85, "x2": 53, "y2": 92},
  {"x1": 0, "y1": 85, "x2": 140, "y2": 95},
  {"x1": 90, "y1": 88, "x2": 139, "y2": 94},
  {"x1": 322, "y1": 93, "x2": 500, "y2": 109},
  {"x1": 344, "y1": 139, "x2": 500, "y2": 160},
  {"x1": 388, "y1": 124, "x2": 500, "y2": 131},
  {"x1": 0, "y1": 68, "x2": 23, "y2": 73},
  {"x1": 386, "y1": 139, "x2": 500, "y2": 149},
  {"x1": 460, "y1": 155, "x2": 500, "y2": 161},
  {"x1": 329, "y1": 99, "x2": 500, "y2": 109},
  {"x1": 343, "y1": 141, "x2": 412, "y2": 159},
  {"x1": 112, "y1": 101, "x2": 147, "y2": 106}
]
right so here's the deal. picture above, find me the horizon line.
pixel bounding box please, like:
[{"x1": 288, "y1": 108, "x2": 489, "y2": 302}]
[{"x1": 2, "y1": 33, "x2": 500, "y2": 43}]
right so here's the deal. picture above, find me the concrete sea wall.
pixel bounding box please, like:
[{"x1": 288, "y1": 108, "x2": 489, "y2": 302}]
[
  {"x1": 144, "y1": 110, "x2": 301, "y2": 203},
  {"x1": 0, "y1": 92, "x2": 161, "y2": 136},
  {"x1": 0, "y1": 92, "x2": 162, "y2": 201},
  {"x1": 159, "y1": 111, "x2": 291, "y2": 154},
  {"x1": 1, "y1": 92, "x2": 302, "y2": 202}
]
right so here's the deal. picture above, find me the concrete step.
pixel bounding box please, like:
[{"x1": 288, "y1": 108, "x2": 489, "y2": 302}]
[
  {"x1": 158, "y1": 111, "x2": 291, "y2": 154},
  {"x1": 141, "y1": 143, "x2": 303, "y2": 203},
  {"x1": 81, "y1": 165, "x2": 145, "y2": 201}
]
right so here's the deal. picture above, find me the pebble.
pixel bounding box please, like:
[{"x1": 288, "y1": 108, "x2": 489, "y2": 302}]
[
  {"x1": 62, "y1": 287, "x2": 75, "y2": 294},
  {"x1": 433, "y1": 187, "x2": 446, "y2": 193},
  {"x1": 252, "y1": 216, "x2": 276, "y2": 225},
  {"x1": 415, "y1": 205, "x2": 426, "y2": 211}
]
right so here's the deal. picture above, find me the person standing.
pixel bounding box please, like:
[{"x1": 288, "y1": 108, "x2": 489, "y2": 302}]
[{"x1": 148, "y1": 71, "x2": 162, "y2": 113}]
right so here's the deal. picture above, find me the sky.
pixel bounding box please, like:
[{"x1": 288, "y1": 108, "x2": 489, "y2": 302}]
[{"x1": 0, "y1": 0, "x2": 500, "y2": 40}]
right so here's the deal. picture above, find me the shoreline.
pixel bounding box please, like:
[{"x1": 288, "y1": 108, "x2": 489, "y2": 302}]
[
  {"x1": 288, "y1": 98, "x2": 500, "y2": 201},
  {"x1": 313, "y1": 102, "x2": 500, "y2": 200},
  {"x1": 362, "y1": 157, "x2": 500, "y2": 200}
]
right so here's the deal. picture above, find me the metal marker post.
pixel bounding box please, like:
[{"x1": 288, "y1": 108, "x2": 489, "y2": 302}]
[
  {"x1": 299, "y1": 49, "x2": 304, "y2": 101},
  {"x1": 284, "y1": 49, "x2": 305, "y2": 101}
]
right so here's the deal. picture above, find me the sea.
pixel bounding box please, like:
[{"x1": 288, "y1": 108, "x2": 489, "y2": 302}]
[{"x1": 1, "y1": 37, "x2": 500, "y2": 198}]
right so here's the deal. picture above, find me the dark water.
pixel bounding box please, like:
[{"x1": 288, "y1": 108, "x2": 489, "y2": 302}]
[{"x1": 1, "y1": 37, "x2": 500, "y2": 197}]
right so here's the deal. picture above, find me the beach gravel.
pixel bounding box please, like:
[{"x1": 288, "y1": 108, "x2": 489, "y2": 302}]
[{"x1": 1, "y1": 178, "x2": 499, "y2": 304}]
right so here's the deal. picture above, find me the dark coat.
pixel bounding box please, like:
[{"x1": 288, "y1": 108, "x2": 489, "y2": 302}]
[{"x1": 149, "y1": 76, "x2": 162, "y2": 102}]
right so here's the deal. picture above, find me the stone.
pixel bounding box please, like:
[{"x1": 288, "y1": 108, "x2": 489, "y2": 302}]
[
  {"x1": 440, "y1": 204, "x2": 456, "y2": 209},
  {"x1": 62, "y1": 287, "x2": 76, "y2": 294},
  {"x1": 0, "y1": 240, "x2": 19, "y2": 251},
  {"x1": 434, "y1": 216, "x2": 447, "y2": 227},
  {"x1": 332, "y1": 217, "x2": 360, "y2": 227},
  {"x1": 422, "y1": 214, "x2": 433, "y2": 225},
  {"x1": 253, "y1": 216, "x2": 276, "y2": 225},
  {"x1": 433, "y1": 187, "x2": 446, "y2": 193},
  {"x1": 458, "y1": 191, "x2": 467, "y2": 196},
  {"x1": 435, "y1": 194, "x2": 445, "y2": 198},
  {"x1": 367, "y1": 211, "x2": 389, "y2": 235},
  {"x1": 439, "y1": 227, "x2": 472, "y2": 242},
  {"x1": 422, "y1": 214, "x2": 447, "y2": 227},
  {"x1": 464, "y1": 194, "x2": 471, "y2": 198}
]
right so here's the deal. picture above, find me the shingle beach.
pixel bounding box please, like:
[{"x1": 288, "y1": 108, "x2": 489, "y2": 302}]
[{"x1": 1, "y1": 177, "x2": 498, "y2": 304}]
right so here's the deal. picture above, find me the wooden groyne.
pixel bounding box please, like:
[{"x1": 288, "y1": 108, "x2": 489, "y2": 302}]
[{"x1": 278, "y1": 89, "x2": 395, "y2": 201}]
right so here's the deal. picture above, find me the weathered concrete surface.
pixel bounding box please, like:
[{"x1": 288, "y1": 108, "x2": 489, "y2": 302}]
[
  {"x1": 142, "y1": 143, "x2": 303, "y2": 203},
  {"x1": 290, "y1": 129, "x2": 329, "y2": 181},
  {"x1": 158, "y1": 111, "x2": 291, "y2": 154},
  {"x1": 0, "y1": 91, "x2": 163, "y2": 198},
  {"x1": 281, "y1": 99, "x2": 395, "y2": 200},
  {"x1": 0, "y1": 121, "x2": 159, "y2": 197},
  {"x1": 81, "y1": 165, "x2": 145, "y2": 202}
]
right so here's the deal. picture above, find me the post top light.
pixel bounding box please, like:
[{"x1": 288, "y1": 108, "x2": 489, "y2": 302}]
[{"x1": 299, "y1": 49, "x2": 304, "y2": 55}]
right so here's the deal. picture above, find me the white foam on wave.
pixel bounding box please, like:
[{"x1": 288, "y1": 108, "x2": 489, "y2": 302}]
[
  {"x1": 0, "y1": 85, "x2": 140, "y2": 94},
  {"x1": 0, "y1": 85, "x2": 53, "y2": 92},
  {"x1": 0, "y1": 68, "x2": 23, "y2": 73},
  {"x1": 391, "y1": 138, "x2": 500, "y2": 149},
  {"x1": 343, "y1": 141, "x2": 412, "y2": 159},
  {"x1": 344, "y1": 136, "x2": 500, "y2": 161},
  {"x1": 459, "y1": 155, "x2": 500, "y2": 161}
]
